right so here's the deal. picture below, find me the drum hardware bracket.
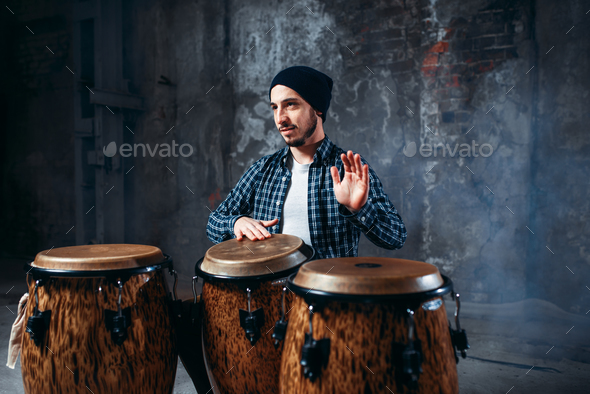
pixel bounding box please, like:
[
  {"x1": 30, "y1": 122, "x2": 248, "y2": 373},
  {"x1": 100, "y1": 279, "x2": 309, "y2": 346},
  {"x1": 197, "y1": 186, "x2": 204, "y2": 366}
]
[
  {"x1": 190, "y1": 275, "x2": 202, "y2": 321},
  {"x1": 168, "y1": 267, "x2": 179, "y2": 301},
  {"x1": 300, "y1": 305, "x2": 330, "y2": 382},
  {"x1": 104, "y1": 279, "x2": 132, "y2": 345},
  {"x1": 402, "y1": 308, "x2": 423, "y2": 387},
  {"x1": 272, "y1": 287, "x2": 289, "y2": 348},
  {"x1": 168, "y1": 268, "x2": 182, "y2": 318},
  {"x1": 239, "y1": 288, "x2": 265, "y2": 345},
  {"x1": 271, "y1": 278, "x2": 288, "y2": 287},
  {"x1": 449, "y1": 292, "x2": 470, "y2": 363},
  {"x1": 25, "y1": 279, "x2": 52, "y2": 347}
]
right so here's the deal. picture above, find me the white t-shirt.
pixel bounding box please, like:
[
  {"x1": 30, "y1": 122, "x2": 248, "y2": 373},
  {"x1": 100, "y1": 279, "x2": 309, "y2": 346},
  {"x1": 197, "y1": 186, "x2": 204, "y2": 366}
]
[{"x1": 280, "y1": 153, "x2": 312, "y2": 246}]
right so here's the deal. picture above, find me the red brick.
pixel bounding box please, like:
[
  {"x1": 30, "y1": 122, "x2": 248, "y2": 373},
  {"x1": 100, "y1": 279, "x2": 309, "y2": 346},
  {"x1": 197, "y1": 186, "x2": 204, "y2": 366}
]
[
  {"x1": 422, "y1": 52, "x2": 439, "y2": 67},
  {"x1": 427, "y1": 41, "x2": 449, "y2": 53}
]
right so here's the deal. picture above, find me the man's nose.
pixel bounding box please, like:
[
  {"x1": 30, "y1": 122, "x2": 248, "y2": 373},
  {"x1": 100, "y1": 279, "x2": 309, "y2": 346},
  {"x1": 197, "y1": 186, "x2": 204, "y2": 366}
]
[{"x1": 277, "y1": 109, "x2": 289, "y2": 125}]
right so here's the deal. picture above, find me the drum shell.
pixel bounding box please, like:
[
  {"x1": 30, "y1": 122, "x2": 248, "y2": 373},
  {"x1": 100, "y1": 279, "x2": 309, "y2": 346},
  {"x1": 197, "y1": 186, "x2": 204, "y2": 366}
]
[
  {"x1": 202, "y1": 280, "x2": 293, "y2": 394},
  {"x1": 280, "y1": 296, "x2": 458, "y2": 394},
  {"x1": 20, "y1": 270, "x2": 178, "y2": 394}
]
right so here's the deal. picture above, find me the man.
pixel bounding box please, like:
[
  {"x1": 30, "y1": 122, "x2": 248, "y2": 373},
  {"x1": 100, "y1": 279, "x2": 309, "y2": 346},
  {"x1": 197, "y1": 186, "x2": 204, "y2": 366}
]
[{"x1": 207, "y1": 66, "x2": 406, "y2": 258}]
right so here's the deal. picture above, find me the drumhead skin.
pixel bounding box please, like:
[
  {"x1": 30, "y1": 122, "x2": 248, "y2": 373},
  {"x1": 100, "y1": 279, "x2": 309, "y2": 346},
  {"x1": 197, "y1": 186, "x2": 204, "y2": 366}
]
[
  {"x1": 200, "y1": 234, "x2": 310, "y2": 277},
  {"x1": 31, "y1": 244, "x2": 165, "y2": 271},
  {"x1": 292, "y1": 257, "x2": 444, "y2": 295}
]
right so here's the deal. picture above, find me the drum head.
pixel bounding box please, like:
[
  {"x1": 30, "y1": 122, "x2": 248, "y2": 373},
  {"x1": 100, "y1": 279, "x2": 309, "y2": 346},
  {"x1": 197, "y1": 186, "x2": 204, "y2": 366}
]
[
  {"x1": 31, "y1": 244, "x2": 166, "y2": 271},
  {"x1": 199, "y1": 234, "x2": 311, "y2": 278},
  {"x1": 291, "y1": 257, "x2": 444, "y2": 296}
]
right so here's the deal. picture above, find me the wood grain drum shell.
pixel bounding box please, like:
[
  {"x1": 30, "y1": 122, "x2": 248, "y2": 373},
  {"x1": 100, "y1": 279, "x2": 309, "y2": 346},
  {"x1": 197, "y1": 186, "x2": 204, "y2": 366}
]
[
  {"x1": 280, "y1": 296, "x2": 458, "y2": 394},
  {"x1": 20, "y1": 270, "x2": 178, "y2": 394},
  {"x1": 202, "y1": 280, "x2": 294, "y2": 394}
]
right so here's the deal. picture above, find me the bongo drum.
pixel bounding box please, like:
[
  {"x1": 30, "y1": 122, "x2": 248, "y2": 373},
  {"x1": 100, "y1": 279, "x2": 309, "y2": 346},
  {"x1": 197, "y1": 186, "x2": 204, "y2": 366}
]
[
  {"x1": 21, "y1": 244, "x2": 178, "y2": 394},
  {"x1": 280, "y1": 257, "x2": 469, "y2": 394},
  {"x1": 194, "y1": 234, "x2": 314, "y2": 394}
]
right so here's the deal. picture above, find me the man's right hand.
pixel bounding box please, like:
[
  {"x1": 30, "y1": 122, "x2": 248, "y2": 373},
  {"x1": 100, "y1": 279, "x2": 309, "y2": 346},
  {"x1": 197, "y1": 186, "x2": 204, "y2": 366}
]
[{"x1": 234, "y1": 217, "x2": 279, "y2": 241}]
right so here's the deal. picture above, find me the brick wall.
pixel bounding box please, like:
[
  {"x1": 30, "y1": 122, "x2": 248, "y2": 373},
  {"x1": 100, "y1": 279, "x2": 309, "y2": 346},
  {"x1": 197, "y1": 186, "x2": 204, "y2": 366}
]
[{"x1": 420, "y1": 5, "x2": 528, "y2": 141}]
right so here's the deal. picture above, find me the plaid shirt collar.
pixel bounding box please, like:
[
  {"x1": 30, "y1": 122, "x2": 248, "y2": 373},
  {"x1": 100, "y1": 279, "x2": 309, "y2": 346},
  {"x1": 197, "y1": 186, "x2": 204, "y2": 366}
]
[{"x1": 278, "y1": 133, "x2": 335, "y2": 168}]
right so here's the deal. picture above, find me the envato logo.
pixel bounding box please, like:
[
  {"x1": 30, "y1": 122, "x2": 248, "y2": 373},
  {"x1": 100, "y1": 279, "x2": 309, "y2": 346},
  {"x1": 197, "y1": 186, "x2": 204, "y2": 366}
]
[
  {"x1": 103, "y1": 141, "x2": 194, "y2": 158},
  {"x1": 403, "y1": 141, "x2": 493, "y2": 158}
]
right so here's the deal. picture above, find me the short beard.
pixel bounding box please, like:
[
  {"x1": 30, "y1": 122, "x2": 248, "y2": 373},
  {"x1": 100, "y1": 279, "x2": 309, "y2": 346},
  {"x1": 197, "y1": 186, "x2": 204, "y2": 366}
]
[{"x1": 286, "y1": 108, "x2": 318, "y2": 148}]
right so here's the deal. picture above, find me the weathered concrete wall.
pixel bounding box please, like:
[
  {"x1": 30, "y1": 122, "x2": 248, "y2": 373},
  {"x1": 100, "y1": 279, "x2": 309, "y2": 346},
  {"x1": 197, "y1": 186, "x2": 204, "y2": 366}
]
[
  {"x1": 125, "y1": 0, "x2": 235, "y2": 273},
  {"x1": 529, "y1": 0, "x2": 590, "y2": 313}
]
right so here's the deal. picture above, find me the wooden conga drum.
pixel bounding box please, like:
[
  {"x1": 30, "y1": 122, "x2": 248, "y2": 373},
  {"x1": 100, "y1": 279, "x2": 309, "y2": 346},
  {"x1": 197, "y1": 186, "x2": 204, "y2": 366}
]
[
  {"x1": 195, "y1": 234, "x2": 314, "y2": 394},
  {"x1": 280, "y1": 258, "x2": 465, "y2": 394},
  {"x1": 21, "y1": 244, "x2": 178, "y2": 394}
]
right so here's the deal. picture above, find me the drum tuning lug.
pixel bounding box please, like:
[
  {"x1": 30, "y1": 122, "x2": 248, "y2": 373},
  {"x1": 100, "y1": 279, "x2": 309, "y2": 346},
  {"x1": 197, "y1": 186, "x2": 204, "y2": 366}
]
[
  {"x1": 450, "y1": 292, "x2": 470, "y2": 361},
  {"x1": 402, "y1": 340, "x2": 423, "y2": 386},
  {"x1": 189, "y1": 276, "x2": 202, "y2": 326},
  {"x1": 239, "y1": 288, "x2": 265, "y2": 345},
  {"x1": 170, "y1": 271, "x2": 182, "y2": 318},
  {"x1": 192, "y1": 276, "x2": 200, "y2": 304},
  {"x1": 300, "y1": 333, "x2": 330, "y2": 382},
  {"x1": 166, "y1": 268, "x2": 179, "y2": 302},
  {"x1": 105, "y1": 308, "x2": 132, "y2": 345},
  {"x1": 300, "y1": 305, "x2": 330, "y2": 382},
  {"x1": 25, "y1": 280, "x2": 51, "y2": 347},
  {"x1": 104, "y1": 280, "x2": 132, "y2": 345},
  {"x1": 401, "y1": 308, "x2": 422, "y2": 386},
  {"x1": 272, "y1": 287, "x2": 288, "y2": 348},
  {"x1": 26, "y1": 309, "x2": 51, "y2": 347},
  {"x1": 272, "y1": 320, "x2": 288, "y2": 348},
  {"x1": 450, "y1": 328, "x2": 470, "y2": 360},
  {"x1": 239, "y1": 308, "x2": 265, "y2": 345}
]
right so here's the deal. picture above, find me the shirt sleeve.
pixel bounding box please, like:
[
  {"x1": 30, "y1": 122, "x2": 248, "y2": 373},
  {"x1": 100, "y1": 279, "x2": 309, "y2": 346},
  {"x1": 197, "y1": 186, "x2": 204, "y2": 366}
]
[
  {"x1": 206, "y1": 159, "x2": 262, "y2": 244},
  {"x1": 338, "y1": 162, "x2": 407, "y2": 250}
]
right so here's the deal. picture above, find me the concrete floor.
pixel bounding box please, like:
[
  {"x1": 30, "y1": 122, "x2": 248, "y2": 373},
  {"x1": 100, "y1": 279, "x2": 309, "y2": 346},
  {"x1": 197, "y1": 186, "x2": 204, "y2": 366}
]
[{"x1": 1, "y1": 256, "x2": 589, "y2": 393}]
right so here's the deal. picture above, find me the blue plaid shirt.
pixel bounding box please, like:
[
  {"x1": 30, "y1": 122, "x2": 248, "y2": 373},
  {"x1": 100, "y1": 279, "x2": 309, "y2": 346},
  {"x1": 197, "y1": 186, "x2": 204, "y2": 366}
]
[{"x1": 206, "y1": 134, "x2": 407, "y2": 259}]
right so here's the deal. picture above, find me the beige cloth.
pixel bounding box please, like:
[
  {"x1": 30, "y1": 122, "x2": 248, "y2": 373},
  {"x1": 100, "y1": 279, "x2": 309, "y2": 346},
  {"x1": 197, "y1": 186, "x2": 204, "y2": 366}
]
[{"x1": 6, "y1": 293, "x2": 29, "y2": 369}]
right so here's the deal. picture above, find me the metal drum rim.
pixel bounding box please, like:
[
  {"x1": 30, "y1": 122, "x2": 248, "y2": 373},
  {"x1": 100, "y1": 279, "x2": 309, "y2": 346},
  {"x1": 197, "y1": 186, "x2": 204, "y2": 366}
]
[
  {"x1": 194, "y1": 243, "x2": 315, "y2": 283},
  {"x1": 24, "y1": 254, "x2": 173, "y2": 279},
  {"x1": 286, "y1": 272, "x2": 453, "y2": 303}
]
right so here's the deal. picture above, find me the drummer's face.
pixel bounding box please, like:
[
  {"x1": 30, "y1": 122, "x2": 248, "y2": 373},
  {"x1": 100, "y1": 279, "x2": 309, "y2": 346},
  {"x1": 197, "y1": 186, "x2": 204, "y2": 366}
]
[{"x1": 270, "y1": 85, "x2": 320, "y2": 148}]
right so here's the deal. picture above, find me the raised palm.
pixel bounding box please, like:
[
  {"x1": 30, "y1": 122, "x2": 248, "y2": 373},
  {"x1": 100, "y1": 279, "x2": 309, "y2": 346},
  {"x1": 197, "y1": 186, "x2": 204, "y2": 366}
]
[{"x1": 330, "y1": 151, "x2": 369, "y2": 213}]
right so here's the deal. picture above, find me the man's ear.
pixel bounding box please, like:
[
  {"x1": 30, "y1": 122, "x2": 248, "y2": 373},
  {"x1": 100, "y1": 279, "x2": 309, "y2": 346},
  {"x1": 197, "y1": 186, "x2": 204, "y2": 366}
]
[{"x1": 316, "y1": 111, "x2": 323, "y2": 118}]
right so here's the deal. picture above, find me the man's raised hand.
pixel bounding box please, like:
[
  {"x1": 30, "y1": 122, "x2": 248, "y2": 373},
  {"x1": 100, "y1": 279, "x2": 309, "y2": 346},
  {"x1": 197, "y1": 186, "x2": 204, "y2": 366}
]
[{"x1": 330, "y1": 151, "x2": 369, "y2": 214}]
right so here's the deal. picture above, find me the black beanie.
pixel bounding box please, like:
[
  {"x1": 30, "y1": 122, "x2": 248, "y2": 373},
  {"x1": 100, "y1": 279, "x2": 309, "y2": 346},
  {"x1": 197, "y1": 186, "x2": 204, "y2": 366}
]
[{"x1": 269, "y1": 66, "x2": 333, "y2": 123}]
